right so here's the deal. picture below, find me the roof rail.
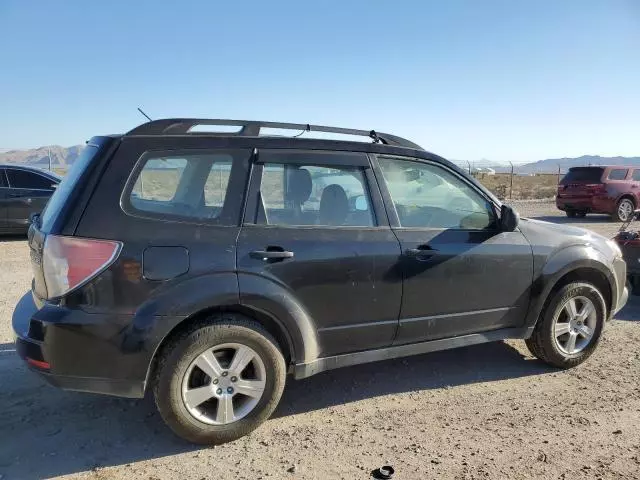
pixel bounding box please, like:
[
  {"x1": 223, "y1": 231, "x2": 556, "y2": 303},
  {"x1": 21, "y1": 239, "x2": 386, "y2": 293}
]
[{"x1": 125, "y1": 118, "x2": 423, "y2": 150}]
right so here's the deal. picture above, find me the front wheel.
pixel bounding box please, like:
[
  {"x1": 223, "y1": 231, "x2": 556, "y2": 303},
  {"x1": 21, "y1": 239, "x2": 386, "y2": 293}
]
[
  {"x1": 615, "y1": 198, "x2": 635, "y2": 222},
  {"x1": 525, "y1": 282, "x2": 606, "y2": 368},
  {"x1": 154, "y1": 315, "x2": 286, "y2": 444}
]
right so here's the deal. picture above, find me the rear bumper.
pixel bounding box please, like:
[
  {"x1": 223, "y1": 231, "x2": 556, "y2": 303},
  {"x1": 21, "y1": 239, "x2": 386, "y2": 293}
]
[
  {"x1": 11, "y1": 291, "x2": 178, "y2": 398},
  {"x1": 556, "y1": 196, "x2": 613, "y2": 214}
]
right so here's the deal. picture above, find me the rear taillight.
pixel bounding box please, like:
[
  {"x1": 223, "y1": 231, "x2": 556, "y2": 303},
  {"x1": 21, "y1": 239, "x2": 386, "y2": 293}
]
[{"x1": 42, "y1": 235, "x2": 122, "y2": 299}]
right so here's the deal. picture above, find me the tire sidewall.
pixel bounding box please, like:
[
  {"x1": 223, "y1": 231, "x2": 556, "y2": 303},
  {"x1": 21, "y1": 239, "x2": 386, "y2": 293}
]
[
  {"x1": 616, "y1": 198, "x2": 634, "y2": 222},
  {"x1": 156, "y1": 319, "x2": 286, "y2": 444},
  {"x1": 542, "y1": 282, "x2": 606, "y2": 363}
]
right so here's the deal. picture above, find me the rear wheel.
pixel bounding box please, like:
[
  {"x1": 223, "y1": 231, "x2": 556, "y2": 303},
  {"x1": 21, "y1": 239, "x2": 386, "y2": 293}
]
[
  {"x1": 565, "y1": 210, "x2": 577, "y2": 218},
  {"x1": 154, "y1": 315, "x2": 286, "y2": 444},
  {"x1": 575, "y1": 211, "x2": 587, "y2": 218},
  {"x1": 615, "y1": 198, "x2": 635, "y2": 222},
  {"x1": 525, "y1": 282, "x2": 606, "y2": 368}
]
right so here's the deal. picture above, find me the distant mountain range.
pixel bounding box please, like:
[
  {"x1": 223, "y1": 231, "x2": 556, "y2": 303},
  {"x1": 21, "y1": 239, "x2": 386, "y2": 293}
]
[
  {"x1": 1, "y1": 146, "x2": 639, "y2": 175},
  {"x1": 0, "y1": 145, "x2": 84, "y2": 169}
]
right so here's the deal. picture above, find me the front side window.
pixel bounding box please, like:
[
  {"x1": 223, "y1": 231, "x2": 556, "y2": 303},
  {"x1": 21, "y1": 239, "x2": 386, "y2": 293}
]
[
  {"x1": 259, "y1": 163, "x2": 374, "y2": 227},
  {"x1": 608, "y1": 169, "x2": 628, "y2": 180},
  {"x1": 378, "y1": 156, "x2": 495, "y2": 229},
  {"x1": 128, "y1": 152, "x2": 235, "y2": 221},
  {"x1": 632, "y1": 170, "x2": 640, "y2": 181},
  {"x1": 6, "y1": 169, "x2": 54, "y2": 189}
]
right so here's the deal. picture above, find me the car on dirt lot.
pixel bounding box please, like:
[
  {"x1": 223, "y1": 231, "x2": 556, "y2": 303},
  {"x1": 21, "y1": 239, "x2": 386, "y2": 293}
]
[
  {"x1": 13, "y1": 118, "x2": 629, "y2": 444},
  {"x1": 556, "y1": 165, "x2": 640, "y2": 221},
  {"x1": 0, "y1": 164, "x2": 61, "y2": 234}
]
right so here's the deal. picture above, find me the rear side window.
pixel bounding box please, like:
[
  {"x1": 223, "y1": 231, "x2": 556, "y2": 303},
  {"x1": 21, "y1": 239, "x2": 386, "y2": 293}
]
[
  {"x1": 608, "y1": 169, "x2": 628, "y2": 180},
  {"x1": 6, "y1": 169, "x2": 54, "y2": 189},
  {"x1": 126, "y1": 150, "x2": 243, "y2": 224},
  {"x1": 561, "y1": 167, "x2": 603, "y2": 184},
  {"x1": 0, "y1": 169, "x2": 6, "y2": 187},
  {"x1": 632, "y1": 170, "x2": 640, "y2": 181}
]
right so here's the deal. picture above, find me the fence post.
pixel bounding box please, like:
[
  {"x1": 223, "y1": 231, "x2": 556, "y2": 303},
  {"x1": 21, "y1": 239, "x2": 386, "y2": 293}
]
[
  {"x1": 466, "y1": 160, "x2": 471, "y2": 175},
  {"x1": 557, "y1": 165, "x2": 561, "y2": 184},
  {"x1": 509, "y1": 161, "x2": 514, "y2": 200}
]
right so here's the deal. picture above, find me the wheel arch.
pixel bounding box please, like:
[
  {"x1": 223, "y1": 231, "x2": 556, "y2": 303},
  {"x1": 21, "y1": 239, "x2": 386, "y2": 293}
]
[
  {"x1": 524, "y1": 248, "x2": 616, "y2": 331},
  {"x1": 145, "y1": 303, "x2": 298, "y2": 391}
]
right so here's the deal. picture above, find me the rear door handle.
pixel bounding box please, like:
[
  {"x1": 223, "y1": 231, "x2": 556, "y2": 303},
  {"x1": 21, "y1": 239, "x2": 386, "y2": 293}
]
[{"x1": 250, "y1": 250, "x2": 294, "y2": 260}]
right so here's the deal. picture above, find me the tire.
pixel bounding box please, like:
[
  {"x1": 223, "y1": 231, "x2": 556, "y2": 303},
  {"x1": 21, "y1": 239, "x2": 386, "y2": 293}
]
[
  {"x1": 615, "y1": 198, "x2": 635, "y2": 222},
  {"x1": 154, "y1": 315, "x2": 286, "y2": 444},
  {"x1": 525, "y1": 282, "x2": 606, "y2": 368},
  {"x1": 565, "y1": 210, "x2": 577, "y2": 218},
  {"x1": 575, "y1": 211, "x2": 587, "y2": 218}
]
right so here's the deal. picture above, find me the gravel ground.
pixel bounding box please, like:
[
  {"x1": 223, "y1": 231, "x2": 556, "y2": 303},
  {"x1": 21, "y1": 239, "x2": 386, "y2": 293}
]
[{"x1": 1, "y1": 206, "x2": 639, "y2": 480}]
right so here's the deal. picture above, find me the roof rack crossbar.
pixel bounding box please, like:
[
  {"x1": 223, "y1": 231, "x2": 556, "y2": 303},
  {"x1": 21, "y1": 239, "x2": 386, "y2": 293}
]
[{"x1": 125, "y1": 118, "x2": 422, "y2": 150}]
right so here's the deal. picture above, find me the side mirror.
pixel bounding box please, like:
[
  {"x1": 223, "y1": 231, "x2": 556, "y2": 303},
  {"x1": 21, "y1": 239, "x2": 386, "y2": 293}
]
[
  {"x1": 500, "y1": 204, "x2": 520, "y2": 231},
  {"x1": 51, "y1": 183, "x2": 58, "y2": 190}
]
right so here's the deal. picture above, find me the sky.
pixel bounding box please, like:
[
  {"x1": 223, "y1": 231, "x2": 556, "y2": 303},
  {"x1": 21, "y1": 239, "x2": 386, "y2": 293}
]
[{"x1": 0, "y1": 0, "x2": 638, "y2": 163}]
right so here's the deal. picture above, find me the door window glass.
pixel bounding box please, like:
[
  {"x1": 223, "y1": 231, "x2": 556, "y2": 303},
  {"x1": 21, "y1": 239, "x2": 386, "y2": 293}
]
[
  {"x1": 260, "y1": 163, "x2": 374, "y2": 227},
  {"x1": 378, "y1": 156, "x2": 495, "y2": 229},
  {"x1": 608, "y1": 169, "x2": 628, "y2": 180},
  {"x1": 0, "y1": 169, "x2": 6, "y2": 188},
  {"x1": 631, "y1": 170, "x2": 640, "y2": 181},
  {"x1": 6, "y1": 169, "x2": 54, "y2": 189}
]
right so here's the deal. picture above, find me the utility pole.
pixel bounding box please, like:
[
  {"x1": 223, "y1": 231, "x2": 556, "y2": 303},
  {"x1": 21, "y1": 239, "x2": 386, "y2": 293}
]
[{"x1": 509, "y1": 161, "x2": 514, "y2": 200}]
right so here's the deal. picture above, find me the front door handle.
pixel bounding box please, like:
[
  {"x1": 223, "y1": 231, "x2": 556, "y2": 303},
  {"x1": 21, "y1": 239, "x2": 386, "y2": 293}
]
[
  {"x1": 405, "y1": 245, "x2": 436, "y2": 260},
  {"x1": 250, "y1": 250, "x2": 294, "y2": 260}
]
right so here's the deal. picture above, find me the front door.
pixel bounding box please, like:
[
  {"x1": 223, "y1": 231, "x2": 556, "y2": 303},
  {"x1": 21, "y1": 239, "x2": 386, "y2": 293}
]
[
  {"x1": 236, "y1": 149, "x2": 403, "y2": 357},
  {"x1": 374, "y1": 154, "x2": 533, "y2": 345}
]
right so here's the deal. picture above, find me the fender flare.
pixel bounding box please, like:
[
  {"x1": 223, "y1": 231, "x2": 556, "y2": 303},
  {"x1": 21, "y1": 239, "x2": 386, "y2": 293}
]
[{"x1": 523, "y1": 245, "x2": 616, "y2": 329}]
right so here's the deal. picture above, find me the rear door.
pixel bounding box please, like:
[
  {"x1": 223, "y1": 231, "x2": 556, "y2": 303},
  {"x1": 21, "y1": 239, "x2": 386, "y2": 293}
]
[
  {"x1": 236, "y1": 149, "x2": 402, "y2": 357},
  {"x1": 5, "y1": 168, "x2": 56, "y2": 230}
]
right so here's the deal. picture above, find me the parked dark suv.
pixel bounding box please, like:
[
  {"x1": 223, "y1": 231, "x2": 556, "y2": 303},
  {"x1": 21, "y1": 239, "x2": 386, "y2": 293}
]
[
  {"x1": 556, "y1": 165, "x2": 640, "y2": 221},
  {"x1": 0, "y1": 164, "x2": 60, "y2": 234},
  {"x1": 13, "y1": 119, "x2": 628, "y2": 444}
]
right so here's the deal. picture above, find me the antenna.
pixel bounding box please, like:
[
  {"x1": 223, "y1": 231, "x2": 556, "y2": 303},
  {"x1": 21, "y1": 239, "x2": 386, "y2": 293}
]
[{"x1": 137, "y1": 107, "x2": 153, "y2": 122}]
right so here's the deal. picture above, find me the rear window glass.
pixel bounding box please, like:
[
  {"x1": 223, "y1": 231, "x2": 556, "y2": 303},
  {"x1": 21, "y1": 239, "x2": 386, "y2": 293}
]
[
  {"x1": 127, "y1": 151, "x2": 236, "y2": 223},
  {"x1": 561, "y1": 167, "x2": 603, "y2": 184},
  {"x1": 40, "y1": 145, "x2": 99, "y2": 232},
  {"x1": 608, "y1": 168, "x2": 628, "y2": 180}
]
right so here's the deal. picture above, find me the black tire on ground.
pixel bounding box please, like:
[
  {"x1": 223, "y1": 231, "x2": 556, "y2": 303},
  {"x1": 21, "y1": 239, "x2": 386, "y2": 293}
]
[
  {"x1": 614, "y1": 197, "x2": 635, "y2": 222},
  {"x1": 575, "y1": 211, "x2": 587, "y2": 218},
  {"x1": 154, "y1": 315, "x2": 287, "y2": 444},
  {"x1": 565, "y1": 210, "x2": 577, "y2": 218},
  {"x1": 525, "y1": 282, "x2": 606, "y2": 369}
]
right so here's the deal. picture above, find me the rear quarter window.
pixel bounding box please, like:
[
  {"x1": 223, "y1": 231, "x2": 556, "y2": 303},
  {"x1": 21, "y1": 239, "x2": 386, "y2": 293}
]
[{"x1": 123, "y1": 149, "x2": 249, "y2": 225}]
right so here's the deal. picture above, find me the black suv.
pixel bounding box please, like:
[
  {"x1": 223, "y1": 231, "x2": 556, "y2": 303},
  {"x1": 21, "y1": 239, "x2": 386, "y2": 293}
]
[
  {"x1": 0, "y1": 164, "x2": 61, "y2": 234},
  {"x1": 13, "y1": 119, "x2": 628, "y2": 444}
]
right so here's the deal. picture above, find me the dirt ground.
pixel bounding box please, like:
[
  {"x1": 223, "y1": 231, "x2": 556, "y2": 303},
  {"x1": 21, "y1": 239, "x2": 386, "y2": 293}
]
[{"x1": 1, "y1": 205, "x2": 639, "y2": 480}]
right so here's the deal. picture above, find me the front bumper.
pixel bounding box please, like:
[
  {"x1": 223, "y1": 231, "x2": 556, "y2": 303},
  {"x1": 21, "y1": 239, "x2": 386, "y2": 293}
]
[
  {"x1": 12, "y1": 291, "x2": 160, "y2": 398},
  {"x1": 612, "y1": 256, "x2": 629, "y2": 316}
]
